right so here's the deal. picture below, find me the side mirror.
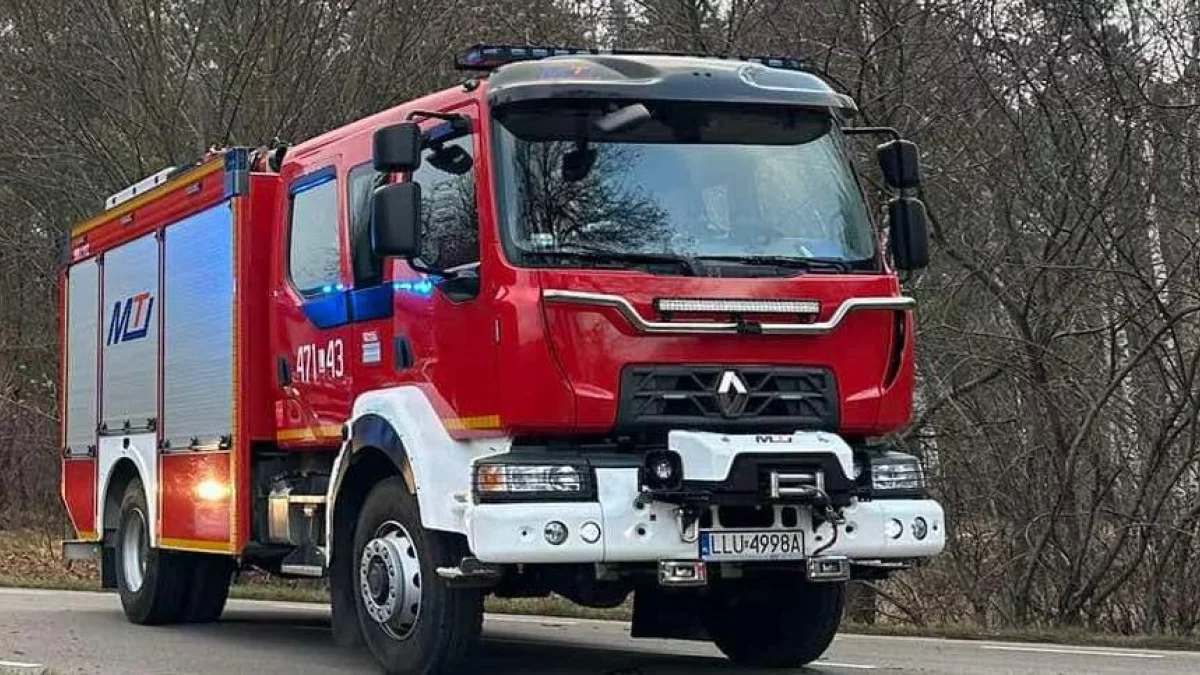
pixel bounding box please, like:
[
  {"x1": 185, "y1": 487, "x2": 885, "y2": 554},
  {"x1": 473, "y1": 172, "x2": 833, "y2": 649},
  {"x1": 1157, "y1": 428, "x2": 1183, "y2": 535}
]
[
  {"x1": 374, "y1": 122, "x2": 422, "y2": 173},
  {"x1": 372, "y1": 183, "x2": 422, "y2": 258},
  {"x1": 888, "y1": 197, "x2": 929, "y2": 270},
  {"x1": 877, "y1": 139, "x2": 921, "y2": 189}
]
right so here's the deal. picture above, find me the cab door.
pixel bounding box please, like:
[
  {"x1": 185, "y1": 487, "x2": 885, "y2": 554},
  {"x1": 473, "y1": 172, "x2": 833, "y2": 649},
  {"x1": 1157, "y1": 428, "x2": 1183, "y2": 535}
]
[
  {"x1": 398, "y1": 102, "x2": 501, "y2": 433},
  {"x1": 272, "y1": 164, "x2": 355, "y2": 445}
]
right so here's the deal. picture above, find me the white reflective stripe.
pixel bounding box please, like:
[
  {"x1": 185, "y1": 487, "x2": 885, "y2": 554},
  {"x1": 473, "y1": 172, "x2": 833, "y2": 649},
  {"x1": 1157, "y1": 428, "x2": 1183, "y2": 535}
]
[
  {"x1": 656, "y1": 298, "x2": 821, "y2": 315},
  {"x1": 980, "y1": 645, "x2": 1163, "y2": 659},
  {"x1": 0, "y1": 660, "x2": 44, "y2": 669}
]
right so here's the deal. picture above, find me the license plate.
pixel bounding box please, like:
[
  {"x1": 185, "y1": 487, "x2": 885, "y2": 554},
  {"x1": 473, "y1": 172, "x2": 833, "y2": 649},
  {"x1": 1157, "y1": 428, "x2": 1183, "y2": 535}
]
[{"x1": 699, "y1": 529, "x2": 805, "y2": 562}]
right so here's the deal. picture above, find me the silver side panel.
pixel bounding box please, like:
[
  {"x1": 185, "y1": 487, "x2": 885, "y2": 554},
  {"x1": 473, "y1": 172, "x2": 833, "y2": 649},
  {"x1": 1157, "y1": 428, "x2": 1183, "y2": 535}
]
[
  {"x1": 65, "y1": 260, "x2": 100, "y2": 455},
  {"x1": 162, "y1": 203, "x2": 234, "y2": 449},
  {"x1": 101, "y1": 234, "x2": 160, "y2": 430}
]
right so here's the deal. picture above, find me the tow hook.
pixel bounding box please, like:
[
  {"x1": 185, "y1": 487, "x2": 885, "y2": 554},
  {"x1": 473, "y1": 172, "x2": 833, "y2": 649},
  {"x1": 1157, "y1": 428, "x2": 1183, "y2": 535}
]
[
  {"x1": 676, "y1": 506, "x2": 701, "y2": 543},
  {"x1": 806, "y1": 556, "x2": 851, "y2": 583},
  {"x1": 658, "y1": 560, "x2": 707, "y2": 587},
  {"x1": 435, "y1": 557, "x2": 502, "y2": 588}
]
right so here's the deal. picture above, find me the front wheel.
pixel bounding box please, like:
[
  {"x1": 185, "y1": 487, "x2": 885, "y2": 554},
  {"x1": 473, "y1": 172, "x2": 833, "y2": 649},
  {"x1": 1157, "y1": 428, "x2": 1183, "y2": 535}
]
[
  {"x1": 353, "y1": 477, "x2": 483, "y2": 675},
  {"x1": 703, "y1": 578, "x2": 846, "y2": 668}
]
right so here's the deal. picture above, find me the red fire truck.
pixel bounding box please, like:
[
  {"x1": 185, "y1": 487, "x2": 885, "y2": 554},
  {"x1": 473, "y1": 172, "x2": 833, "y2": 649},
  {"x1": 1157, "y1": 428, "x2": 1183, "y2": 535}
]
[{"x1": 60, "y1": 45, "x2": 944, "y2": 673}]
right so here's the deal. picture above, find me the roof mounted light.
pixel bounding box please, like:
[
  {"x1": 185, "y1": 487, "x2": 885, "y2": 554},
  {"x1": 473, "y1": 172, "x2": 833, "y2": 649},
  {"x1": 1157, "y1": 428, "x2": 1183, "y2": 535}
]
[
  {"x1": 455, "y1": 44, "x2": 808, "y2": 73},
  {"x1": 741, "y1": 55, "x2": 808, "y2": 72},
  {"x1": 456, "y1": 44, "x2": 596, "y2": 71}
]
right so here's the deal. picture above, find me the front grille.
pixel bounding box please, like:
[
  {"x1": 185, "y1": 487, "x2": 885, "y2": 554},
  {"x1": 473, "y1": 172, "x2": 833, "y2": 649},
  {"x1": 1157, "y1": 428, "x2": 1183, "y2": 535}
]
[{"x1": 616, "y1": 365, "x2": 838, "y2": 432}]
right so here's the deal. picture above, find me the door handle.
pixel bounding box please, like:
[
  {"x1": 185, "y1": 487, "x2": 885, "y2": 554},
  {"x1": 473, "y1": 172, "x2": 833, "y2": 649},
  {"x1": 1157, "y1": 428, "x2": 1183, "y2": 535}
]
[{"x1": 277, "y1": 355, "x2": 293, "y2": 387}]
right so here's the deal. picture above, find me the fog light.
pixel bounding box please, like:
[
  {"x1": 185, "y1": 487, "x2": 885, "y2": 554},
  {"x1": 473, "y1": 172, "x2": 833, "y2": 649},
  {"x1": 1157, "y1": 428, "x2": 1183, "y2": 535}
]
[
  {"x1": 580, "y1": 521, "x2": 601, "y2": 544},
  {"x1": 653, "y1": 458, "x2": 674, "y2": 481},
  {"x1": 544, "y1": 521, "x2": 568, "y2": 545},
  {"x1": 643, "y1": 451, "x2": 683, "y2": 490},
  {"x1": 886, "y1": 518, "x2": 903, "y2": 539},
  {"x1": 912, "y1": 517, "x2": 929, "y2": 541}
]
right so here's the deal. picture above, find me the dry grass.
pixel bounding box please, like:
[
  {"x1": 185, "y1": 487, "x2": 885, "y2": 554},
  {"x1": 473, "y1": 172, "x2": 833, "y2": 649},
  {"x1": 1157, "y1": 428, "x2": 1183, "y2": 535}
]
[{"x1": 4, "y1": 529, "x2": 1200, "y2": 653}]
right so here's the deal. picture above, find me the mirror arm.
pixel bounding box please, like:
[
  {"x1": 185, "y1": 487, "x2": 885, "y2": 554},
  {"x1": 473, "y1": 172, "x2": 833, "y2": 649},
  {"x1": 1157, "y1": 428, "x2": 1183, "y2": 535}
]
[
  {"x1": 842, "y1": 126, "x2": 901, "y2": 141},
  {"x1": 406, "y1": 109, "x2": 470, "y2": 129},
  {"x1": 407, "y1": 258, "x2": 457, "y2": 279}
]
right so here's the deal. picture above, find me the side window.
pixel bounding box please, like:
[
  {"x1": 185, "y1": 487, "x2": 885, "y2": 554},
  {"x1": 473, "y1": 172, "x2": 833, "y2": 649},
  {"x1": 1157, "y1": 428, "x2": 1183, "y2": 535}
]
[
  {"x1": 412, "y1": 133, "x2": 478, "y2": 270},
  {"x1": 348, "y1": 164, "x2": 385, "y2": 287},
  {"x1": 289, "y1": 176, "x2": 343, "y2": 295}
]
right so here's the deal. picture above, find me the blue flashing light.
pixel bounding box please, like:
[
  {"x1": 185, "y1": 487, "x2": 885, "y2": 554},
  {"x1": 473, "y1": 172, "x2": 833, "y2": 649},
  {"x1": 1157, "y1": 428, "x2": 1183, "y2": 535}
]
[
  {"x1": 742, "y1": 55, "x2": 808, "y2": 72},
  {"x1": 321, "y1": 284, "x2": 335, "y2": 294},
  {"x1": 392, "y1": 278, "x2": 437, "y2": 298},
  {"x1": 455, "y1": 43, "x2": 808, "y2": 73},
  {"x1": 223, "y1": 147, "x2": 249, "y2": 198}
]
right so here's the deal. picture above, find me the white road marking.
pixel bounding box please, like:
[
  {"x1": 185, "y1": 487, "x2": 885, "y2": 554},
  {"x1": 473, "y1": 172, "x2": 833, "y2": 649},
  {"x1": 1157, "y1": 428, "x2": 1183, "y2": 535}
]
[
  {"x1": 818, "y1": 662, "x2": 877, "y2": 670},
  {"x1": 488, "y1": 615, "x2": 579, "y2": 626},
  {"x1": 981, "y1": 645, "x2": 1164, "y2": 659},
  {"x1": 0, "y1": 660, "x2": 44, "y2": 669}
]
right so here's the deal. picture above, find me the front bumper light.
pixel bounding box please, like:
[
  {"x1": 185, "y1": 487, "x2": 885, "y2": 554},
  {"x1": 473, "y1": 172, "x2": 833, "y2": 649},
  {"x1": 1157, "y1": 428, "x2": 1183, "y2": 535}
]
[
  {"x1": 868, "y1": 452, "x2": 926, "y2": 493},
  {"x1": 473, "y1": 463, "x2": 596, "y2": 502}
]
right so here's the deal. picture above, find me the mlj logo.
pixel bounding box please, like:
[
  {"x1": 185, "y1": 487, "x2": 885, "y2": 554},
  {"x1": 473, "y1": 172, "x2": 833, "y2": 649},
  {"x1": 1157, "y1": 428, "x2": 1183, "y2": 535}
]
[{"x1": 107, "y1": 292, "x2": 154, "y2": 345}]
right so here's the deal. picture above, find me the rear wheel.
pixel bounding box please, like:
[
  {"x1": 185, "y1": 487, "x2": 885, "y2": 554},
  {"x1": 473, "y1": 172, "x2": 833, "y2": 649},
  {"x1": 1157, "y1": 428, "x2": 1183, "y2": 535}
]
[
  {"x1": 703, "y1": 579, "x2": 846, "y2": 668},
  {"x1": 353, "y1": 477, "x2": 483, "y2": 675},
  {"x1": 180, "y1": 553, "x2": 235, "y2": 623},
  {"x1": 115, "y1": 478, "x2": 188, "y2": 625}
]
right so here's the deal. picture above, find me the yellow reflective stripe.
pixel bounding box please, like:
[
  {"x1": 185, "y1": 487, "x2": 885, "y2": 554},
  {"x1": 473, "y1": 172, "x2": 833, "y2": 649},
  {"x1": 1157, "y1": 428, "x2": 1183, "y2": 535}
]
[
  {"x1": 159, "y1": 537, "x2": 235, "y2": 554},
  {"x1": 276, "y1": 425, "x2": 343, "y2": 442},
  {"x1": 444, "y1": 415, "x2": 501, "y2": 431}
]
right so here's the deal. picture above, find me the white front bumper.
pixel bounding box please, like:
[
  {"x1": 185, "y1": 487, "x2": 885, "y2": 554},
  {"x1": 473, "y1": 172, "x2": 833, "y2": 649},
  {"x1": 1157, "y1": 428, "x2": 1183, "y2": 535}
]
[{"x1": 463, "y1": 431, "x2": 945, "y2": 564}]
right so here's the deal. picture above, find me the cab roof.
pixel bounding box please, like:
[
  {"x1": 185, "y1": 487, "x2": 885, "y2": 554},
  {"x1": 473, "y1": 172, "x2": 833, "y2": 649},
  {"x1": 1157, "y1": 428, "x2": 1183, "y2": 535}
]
[{"x1": 486, "y1": 53, "x2": 857, "y2": 115}]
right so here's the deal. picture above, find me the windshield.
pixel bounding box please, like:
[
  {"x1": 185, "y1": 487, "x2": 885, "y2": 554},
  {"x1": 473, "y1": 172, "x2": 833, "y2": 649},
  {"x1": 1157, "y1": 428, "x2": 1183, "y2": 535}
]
[{"x1": 492, "y1": 100, "x2": 877, "y2": 273}]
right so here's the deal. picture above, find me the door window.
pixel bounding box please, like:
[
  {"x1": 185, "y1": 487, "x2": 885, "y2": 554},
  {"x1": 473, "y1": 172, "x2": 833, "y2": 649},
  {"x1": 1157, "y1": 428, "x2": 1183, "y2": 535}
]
[
  {"x1": 347, "y1": 164, "x2": 385, "y2": 287},
  {"x1": 289, "y1": 175, "x2": 343, "y2": 294},
  {"x1": 411, "y1": 133, "x2": 479, "y2": 270}
]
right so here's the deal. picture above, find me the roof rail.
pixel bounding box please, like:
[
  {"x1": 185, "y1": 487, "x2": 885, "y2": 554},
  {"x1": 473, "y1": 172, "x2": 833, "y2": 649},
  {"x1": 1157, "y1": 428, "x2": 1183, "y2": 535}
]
[
  {"x1": 104, "y1": 166, "x2": 178, "y2": 210},
  {"x1": 455, "y1": 44, "x2": 806, "y2": 73}
]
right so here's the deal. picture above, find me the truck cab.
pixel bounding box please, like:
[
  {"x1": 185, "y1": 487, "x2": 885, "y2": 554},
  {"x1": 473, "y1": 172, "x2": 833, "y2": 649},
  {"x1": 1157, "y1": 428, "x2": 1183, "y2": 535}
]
[{"x1": 61, "y1": 45, "x2": 943, "y2": 675}]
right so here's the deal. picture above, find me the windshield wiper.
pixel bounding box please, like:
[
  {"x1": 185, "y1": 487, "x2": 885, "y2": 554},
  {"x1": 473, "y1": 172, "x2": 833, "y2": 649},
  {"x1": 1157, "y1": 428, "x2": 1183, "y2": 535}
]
[
  {"x1": 521, "y1": 245, "x2": 699, "y2": 276},
  {"x1": 693, "y1": 255, "x2": 853, "y2": 273}
]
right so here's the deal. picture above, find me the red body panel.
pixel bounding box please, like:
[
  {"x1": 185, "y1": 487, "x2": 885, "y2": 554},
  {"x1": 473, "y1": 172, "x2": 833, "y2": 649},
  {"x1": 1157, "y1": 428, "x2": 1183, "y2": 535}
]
[
  {"x1": 62, "y1": 458, "x2": 97, "y2": 537},
  {"x1": 241, "y1": 178, "x2": 279, "y2": 446},
  {"x1": 520, "y1": 270, "x2": 910, "y2": 436},
  {"x1": 159, "y1": 451, "x2": 232, "y2": 549},
  {"x1": 272, "y1": 90, "x2": 508, "y2": 443}
]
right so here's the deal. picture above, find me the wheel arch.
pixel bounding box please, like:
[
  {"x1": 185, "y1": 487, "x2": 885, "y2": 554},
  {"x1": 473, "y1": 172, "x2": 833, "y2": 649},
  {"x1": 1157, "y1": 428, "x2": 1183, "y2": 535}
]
[
  {"x1": 325, "y1": 413, "x2": 410, "y2": 648},
  {"x1": 101, "y1": 457, "x2": 144, "y2": 543},
  {"x1": 98, "y1": 457, "x2": 143, "y2": 590}
]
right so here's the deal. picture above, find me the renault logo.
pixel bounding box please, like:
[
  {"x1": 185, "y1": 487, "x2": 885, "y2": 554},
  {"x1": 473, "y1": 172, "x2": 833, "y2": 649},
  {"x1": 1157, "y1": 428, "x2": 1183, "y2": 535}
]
[{"x1": 716, "y1": 370, "x2": 749, "y2": 417}]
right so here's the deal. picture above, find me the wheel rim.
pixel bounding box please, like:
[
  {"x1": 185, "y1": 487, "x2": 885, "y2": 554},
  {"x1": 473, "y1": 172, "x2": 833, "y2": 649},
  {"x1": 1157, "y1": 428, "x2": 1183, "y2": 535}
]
[
  {"x1": 359, "y1": 520, "x2": 422, "y2": 641},
  {"x1": 121, "y1": 507, "x2": 148, "y2": 593}
]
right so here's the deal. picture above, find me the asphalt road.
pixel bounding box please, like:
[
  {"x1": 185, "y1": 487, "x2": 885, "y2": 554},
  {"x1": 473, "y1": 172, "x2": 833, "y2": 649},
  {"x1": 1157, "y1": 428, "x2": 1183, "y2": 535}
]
[{"x1": 1, "y1": 588, "x2": 1197, "y2": 674}]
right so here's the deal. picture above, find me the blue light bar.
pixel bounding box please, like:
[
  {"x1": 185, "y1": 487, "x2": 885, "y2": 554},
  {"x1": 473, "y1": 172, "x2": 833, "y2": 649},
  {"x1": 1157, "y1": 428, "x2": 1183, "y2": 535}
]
[
  {"x1": 455, "y1": 44, "x2": 807, "y2": 73},
  {"x1": 742, "y1": 55, "x2": 808, "y2": 71},
  {"x1": 457, "y1": 45, "x2": 596, "y2": 71}
]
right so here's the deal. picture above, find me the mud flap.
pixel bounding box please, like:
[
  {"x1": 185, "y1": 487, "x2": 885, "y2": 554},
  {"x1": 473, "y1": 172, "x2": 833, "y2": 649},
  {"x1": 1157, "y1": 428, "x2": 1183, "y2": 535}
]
[
  {"x1": 101, "y1": 543, "x2": 117, "y2": 589},
  {"x1": 631, "y1": 586, "x2": 709, "y2": 641}
]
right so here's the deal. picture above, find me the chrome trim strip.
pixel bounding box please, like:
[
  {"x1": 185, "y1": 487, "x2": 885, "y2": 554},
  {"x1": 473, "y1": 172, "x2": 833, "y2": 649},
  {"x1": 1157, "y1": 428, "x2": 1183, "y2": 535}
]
[{"x1": 543, "y1": 290, "x2": 915, "y2": 335}]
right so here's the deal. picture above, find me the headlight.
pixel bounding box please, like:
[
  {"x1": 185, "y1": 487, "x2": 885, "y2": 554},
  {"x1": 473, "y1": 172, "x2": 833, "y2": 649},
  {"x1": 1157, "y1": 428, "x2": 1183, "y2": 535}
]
[
  {"x1": 473, "y1": 463, "x2": 595, "y2": 502},
  {"x1": 868, "y1": 452, "x2": 925, "y2": 493}
]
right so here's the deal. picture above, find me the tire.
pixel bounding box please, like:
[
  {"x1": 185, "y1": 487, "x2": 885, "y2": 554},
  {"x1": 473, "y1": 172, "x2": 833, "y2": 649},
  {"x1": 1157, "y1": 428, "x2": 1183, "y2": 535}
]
[
  {"x1": 703, "y1": 578, "x2": 846, "y2": 668},
  {"x1": 115, "y1": 477, "x2": 188, "y2": 625},
  {"x1": 180, "y1": 553, "x2": 235, "y2": 623},
  {"x1": 352, "y1": 477, "x2": 483, "y2": 675}
]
